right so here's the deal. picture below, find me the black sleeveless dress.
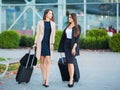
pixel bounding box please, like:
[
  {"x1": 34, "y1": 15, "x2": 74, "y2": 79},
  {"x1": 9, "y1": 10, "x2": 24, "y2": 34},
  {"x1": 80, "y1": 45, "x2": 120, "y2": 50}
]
[{"x1": 41, "y1": 21, "x2": 51, "y2": 56}]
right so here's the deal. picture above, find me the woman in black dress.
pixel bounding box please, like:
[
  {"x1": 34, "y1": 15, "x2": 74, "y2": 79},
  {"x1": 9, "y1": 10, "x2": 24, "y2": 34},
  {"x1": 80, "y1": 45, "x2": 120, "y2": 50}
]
[
  {"x1": 33, "y1": 9, "x2": 56, "y2": 87},
  {"x1": 58, "y1": 13, "x2": 81, "y2": 87}
]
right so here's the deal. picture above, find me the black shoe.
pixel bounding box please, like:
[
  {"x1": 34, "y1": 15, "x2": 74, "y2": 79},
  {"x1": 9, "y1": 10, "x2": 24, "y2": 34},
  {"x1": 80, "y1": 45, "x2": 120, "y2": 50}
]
[
  {"x1": 44, "y1": 84, "x2": 49, "y2": 87},
  {"x1": 42, "y1": 80, "x2": 46, "y2": 86},
  {"x1": 42, "y1": 84, "x2": 45, "y2": 86},
  {"x1": 43, "y1": 83, "x2": 49, "y2": 87},
  {"x1": 44, "y1": 80, "x2": 49, "y2": 87},
  {"x1": 68, "y1": 81, "x2": 74, "y2": 88}
]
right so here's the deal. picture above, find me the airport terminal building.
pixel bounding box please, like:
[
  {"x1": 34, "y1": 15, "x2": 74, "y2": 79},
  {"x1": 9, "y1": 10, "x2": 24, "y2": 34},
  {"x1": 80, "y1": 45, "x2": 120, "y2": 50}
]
[{"x1": 0, "y1": 0, "x2": 120, "y2": 35}]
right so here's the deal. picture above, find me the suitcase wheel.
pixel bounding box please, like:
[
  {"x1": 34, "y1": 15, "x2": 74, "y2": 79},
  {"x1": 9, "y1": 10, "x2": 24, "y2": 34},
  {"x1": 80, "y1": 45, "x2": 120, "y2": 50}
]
[{"x1": 26, "y1": 81, "x2": 29, "y2": 83}]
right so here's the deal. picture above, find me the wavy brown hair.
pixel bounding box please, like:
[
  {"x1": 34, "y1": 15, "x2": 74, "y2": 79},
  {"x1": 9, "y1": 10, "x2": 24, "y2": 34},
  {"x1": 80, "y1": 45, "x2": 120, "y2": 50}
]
[
  {"x1": 43, "y1": 9, "x2": 54, "y2": 21},
  {"x1": 69, "y1": 13, "x2": 80, "y2": 37}
]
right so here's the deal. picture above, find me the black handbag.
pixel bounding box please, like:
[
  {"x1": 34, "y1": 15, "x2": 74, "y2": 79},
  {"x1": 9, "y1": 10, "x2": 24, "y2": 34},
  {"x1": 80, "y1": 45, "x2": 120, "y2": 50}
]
[{"x1": 20, "y1": 47, "x2": 37, "y2": 67}]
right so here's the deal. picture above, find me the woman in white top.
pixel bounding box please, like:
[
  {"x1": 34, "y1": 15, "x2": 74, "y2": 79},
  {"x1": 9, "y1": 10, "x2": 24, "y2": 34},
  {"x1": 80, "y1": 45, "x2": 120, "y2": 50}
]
[{"x1": 58, "y1": 13, "x2": 81, "y2": 87}]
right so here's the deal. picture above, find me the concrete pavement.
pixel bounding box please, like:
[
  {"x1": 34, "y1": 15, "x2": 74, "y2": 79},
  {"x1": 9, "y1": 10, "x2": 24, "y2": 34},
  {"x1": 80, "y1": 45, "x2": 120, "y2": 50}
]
[{"x1": 0, "y1": 49, "x2": 120, "y2": 90}]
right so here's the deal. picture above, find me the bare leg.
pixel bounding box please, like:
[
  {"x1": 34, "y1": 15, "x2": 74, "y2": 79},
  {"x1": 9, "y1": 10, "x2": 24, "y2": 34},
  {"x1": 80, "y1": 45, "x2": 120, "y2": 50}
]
[
  {"x1": 45, "y1": 56, "x2": 51, "y2": 85},
  {"x1": 40, "y1": 56, "x2": 46, "y2": 84},
  {"x1": 68, "y1": 63, "x2": 74, "y2": 84}
]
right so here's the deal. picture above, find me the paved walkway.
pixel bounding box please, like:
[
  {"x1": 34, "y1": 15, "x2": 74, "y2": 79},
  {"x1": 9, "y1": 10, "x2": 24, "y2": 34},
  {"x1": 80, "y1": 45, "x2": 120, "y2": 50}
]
[{"x1": 0, "y1": 49, "x2": 120, "y2": 90}]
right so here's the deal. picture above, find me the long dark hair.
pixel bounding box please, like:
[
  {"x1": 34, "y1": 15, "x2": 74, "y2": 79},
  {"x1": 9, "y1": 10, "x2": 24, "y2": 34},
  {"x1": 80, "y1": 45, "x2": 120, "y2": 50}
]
[
  {"x1": 43, "y1": 9, "x2": 54, "y2": 21},
  {"x1": 68, "y1": 13, "x2": 80, "y2": 37}
]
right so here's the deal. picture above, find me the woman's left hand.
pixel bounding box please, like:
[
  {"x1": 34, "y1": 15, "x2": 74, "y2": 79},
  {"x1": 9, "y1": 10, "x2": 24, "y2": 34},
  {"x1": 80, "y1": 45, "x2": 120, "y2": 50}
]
[
  {"x1": 71, "y1": 48, "x2": 76, "y2": 56},
  {"x1": 50, "y1": 44, "x2": 54, "y2": 51}
]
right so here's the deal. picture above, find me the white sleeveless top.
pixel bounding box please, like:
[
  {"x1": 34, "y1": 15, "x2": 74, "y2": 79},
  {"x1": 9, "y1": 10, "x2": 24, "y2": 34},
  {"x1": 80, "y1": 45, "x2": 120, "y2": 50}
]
[{"x1": 65, "y1": 28, "x2": 72, "y2": 39}]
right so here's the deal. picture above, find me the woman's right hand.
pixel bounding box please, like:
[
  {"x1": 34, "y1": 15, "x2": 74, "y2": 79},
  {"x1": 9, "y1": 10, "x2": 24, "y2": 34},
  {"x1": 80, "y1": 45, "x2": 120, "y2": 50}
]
[
  {"x1": 32, "y1": 44, "x2": 37, "y2": 49},
  {"x1": 71, "y1": 48, "x2": 76, "y2": 56}
]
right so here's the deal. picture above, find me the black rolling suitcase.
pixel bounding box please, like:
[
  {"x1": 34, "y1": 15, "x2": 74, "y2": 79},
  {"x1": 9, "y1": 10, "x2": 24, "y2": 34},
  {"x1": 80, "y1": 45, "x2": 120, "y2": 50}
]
[
  {"x1": 16, "y1": 47, "x2": 37, "y2": 84},
  {"x1": 58, "y1": 57, "x2": 80, "y2": 82},
  {"x1": 16, "y1": 65, "x2": 33, "y2": 84}
]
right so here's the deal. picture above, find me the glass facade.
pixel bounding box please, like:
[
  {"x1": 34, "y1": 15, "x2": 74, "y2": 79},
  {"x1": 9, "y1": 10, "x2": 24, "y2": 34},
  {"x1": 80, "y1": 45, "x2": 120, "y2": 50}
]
[{"x1": 0, "y1": 0, "x2": 120, "y2": 35}]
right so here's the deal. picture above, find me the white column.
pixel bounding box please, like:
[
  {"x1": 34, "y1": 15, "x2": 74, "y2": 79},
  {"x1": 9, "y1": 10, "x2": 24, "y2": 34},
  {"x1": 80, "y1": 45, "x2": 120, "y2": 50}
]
[
  {"x1": 4, "y1": 9, "x2": 6, "y2": 30},
  {"x1": 31, "y1": 0, "x2": 36, "y2": 35},
  {"x1": 58, "y1": 0, "x2": 66, "y2": 30},
  {"x1": 13, "y1": 12, "x2": 16, "y2": 22},
  {"x1": 0, "y1": 0, "x2": 2, "y2": 33},
  {"x1": 116, "y1": 0, "x2": 119, "y2": 33},
  {"x1": 62, "y1": 0, "x2": 66, "y2": 18},
  {"x1": 84, "y1": 0, "x2": 87, "y2": 37},
  {"x1": 23, "y1": 12, "x2": 27, "y2": 30},
  {"x1": 32, "y1": 0, "x2": 36, "y2": 35}
]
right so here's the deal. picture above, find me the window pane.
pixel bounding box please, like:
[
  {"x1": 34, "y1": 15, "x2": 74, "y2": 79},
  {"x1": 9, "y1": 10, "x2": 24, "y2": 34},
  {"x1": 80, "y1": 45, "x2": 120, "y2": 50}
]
[
  {"x1": 36, "y1": 0, "x2": 57, "y2": 3},
  {"x1": 66, "y1": 4, "x2": 84, "y2": 33},
  {"x1": 87, "y1": 0, "x2": 117, "y2": 3},
  {"x1": 66, "y1": 0, "x2": 83, "y2": 3},
  {"x1": 86, "y1": 3, "x2": 117, "y2": 33}
]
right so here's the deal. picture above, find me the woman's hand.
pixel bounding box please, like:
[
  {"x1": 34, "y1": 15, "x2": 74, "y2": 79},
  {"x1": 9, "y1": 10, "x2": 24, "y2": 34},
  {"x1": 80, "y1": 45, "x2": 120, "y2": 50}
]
[
  {"x1": 71, "y1": 43, "x2": 77, "y2": 55},
  {"x1": 71, "y1": 48, "x2": 76, "y2": 56},
  {"x1": 33, "y1": 43, "x2": 37, "y2": 49},
  {"x1": 50, "y1": 44, "x2": 54, "y2": 51}
]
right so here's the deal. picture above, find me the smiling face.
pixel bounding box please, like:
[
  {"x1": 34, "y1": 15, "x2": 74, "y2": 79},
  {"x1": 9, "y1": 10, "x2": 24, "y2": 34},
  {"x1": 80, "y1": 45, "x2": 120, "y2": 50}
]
[
  {"x1": 68, "y1": 15, "x2": 73, "y2": 23},
  {"x1": 43, "y1": 9, "x2": 54, "y2": 21},
  {"x1": 46, "y1": 10, "x2": 53, "y2": 20}
]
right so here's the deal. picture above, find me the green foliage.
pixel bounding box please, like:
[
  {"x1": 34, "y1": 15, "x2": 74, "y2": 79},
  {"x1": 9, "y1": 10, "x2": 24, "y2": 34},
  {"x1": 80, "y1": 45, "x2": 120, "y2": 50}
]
[
  {"x1": 20, "y1": 30, "x2": 63, "y2": 49},
  {"x1": 19, "y1": 35, "x2": 27, "y2": 46},
  {"x1": 0, "y1": 63, "x2": 20, "y2": 73},
  {"x1": 0, "y1": 30, "x2": 20, "y2": 48},
  {"x1": 0, "y1": 57, "x2": 19, "y2": 73},
  {"x1": 79, "y1": 37, "x2": 86, "y2": 49},
  {"x1": 86, "y1": 28, "x2": 107, "y2": 38},
  {"x1": 85, "y1": 37, "x2": 96, "y2": 49},
  {"x1": 0, "y1": 57, "x2": 5, "y2": 61},
  {"x1": 109, "y1": 33, "x2": 120, "y2": 52},
  {"x1": 19, "y1": 35, "x2": 34, "y2": 47},
  {"x1": 84, "y1": 36, "x2": 109, "y2": 49},
  {"x1": 54, "y1": 30, "x2": 63, "y2": 50},
  {"x1": 80, "y1": 28, "x2": 109, "y2": 49},
  {"x1": 8, "y1": 63, "x2": 20, "y2": 71}
]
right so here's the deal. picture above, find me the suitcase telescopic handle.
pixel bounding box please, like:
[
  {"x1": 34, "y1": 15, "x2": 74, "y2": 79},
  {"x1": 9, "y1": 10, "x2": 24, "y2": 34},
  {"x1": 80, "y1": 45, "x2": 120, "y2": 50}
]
[
  {"x1": 60, "y1": 53, "x2": 65, "y2": 64},
  {"x1": 25, "y1": 47, "x2": 36, "y2": 68},
  {"x1": 30, "y1": 47, "x2": 36, "y2": 67},
  {"x1": 28, "y1": 46, "x2": 36, "y2": 54}
]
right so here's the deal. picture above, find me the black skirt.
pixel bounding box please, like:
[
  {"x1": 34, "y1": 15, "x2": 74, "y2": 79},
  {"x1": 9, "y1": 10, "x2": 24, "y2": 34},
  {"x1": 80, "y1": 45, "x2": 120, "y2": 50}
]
[{"x1": 64, "y1": 38, "x2": 75, "y2": 64}]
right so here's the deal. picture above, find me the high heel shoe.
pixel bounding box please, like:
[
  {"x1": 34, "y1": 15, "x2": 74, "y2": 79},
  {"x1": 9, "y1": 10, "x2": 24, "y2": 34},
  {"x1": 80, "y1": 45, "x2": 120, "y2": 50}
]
[
  {"x1": 68, "y1": 81, "x2": 74, "y2": 87},
  {"x1": 42, "y1": 80, "x2": 46, "y2": 86},
  {"x1": 44, "y1": 84, "x2": 49, "y2": 87},
  {"x1": 44, "y1": 81, "x2": 49, "y2": 87},
  {"x1": 42, "y1": 83, "x2": 45, "y2": 86}
]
